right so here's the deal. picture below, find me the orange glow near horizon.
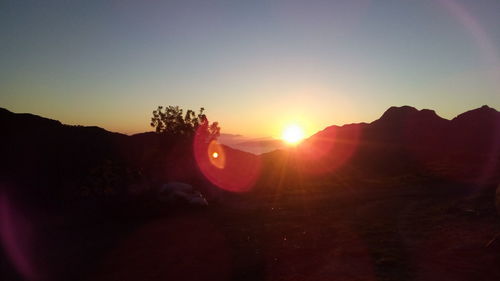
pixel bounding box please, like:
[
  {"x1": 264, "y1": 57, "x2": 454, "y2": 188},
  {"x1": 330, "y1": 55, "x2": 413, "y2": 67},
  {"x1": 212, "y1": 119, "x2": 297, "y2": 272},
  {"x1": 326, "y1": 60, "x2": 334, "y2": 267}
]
[{"x1": 282, "y1": 124, "x2": 305, "y2": 145}]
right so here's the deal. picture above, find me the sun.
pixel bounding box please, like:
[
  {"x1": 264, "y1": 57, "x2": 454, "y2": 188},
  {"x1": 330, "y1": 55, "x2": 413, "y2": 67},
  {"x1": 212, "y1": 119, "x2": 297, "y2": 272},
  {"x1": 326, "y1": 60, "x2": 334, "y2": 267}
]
[{"x1": 282, "y1": 124, "x2": 305, "y2": 145}]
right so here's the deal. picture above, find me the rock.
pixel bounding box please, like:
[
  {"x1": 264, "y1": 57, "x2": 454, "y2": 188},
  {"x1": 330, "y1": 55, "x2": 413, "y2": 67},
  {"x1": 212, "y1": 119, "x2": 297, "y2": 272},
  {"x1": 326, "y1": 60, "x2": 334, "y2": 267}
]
[{"x1": 159, "y1": 182, "x2": 208, "y2": 207}]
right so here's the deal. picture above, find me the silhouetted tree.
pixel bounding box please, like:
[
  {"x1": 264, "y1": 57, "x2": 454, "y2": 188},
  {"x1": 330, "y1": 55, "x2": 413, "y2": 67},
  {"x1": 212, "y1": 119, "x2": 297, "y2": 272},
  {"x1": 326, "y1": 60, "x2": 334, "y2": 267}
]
[{"x1": 150, "y1": 106, "x2": 220, "y2": 141}]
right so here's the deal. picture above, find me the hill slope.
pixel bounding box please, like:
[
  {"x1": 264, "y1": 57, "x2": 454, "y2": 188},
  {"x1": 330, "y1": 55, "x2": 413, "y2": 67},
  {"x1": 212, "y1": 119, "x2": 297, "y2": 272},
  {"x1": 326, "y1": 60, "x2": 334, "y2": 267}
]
[{"x1": 260, "y1": 105, "x2": 500, "y2": 187}]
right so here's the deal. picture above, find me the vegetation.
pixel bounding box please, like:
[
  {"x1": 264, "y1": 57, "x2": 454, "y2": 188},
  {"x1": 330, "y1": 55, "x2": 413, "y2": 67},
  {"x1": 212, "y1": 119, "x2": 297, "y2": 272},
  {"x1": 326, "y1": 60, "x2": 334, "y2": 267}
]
[{"x1": 150, "y1": 106, "x2": 220, "y2": 141}]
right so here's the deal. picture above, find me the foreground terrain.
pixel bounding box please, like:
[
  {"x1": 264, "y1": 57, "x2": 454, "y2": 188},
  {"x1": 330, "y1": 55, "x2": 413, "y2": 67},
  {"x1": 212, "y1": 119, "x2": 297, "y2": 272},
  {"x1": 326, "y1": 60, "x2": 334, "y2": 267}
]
[
  {"x1": 2, "y1": 106, "x2": 499, "y2": 280},
  {"x1": 4, "y1": 180, "x2": 500, "y2": 281}
]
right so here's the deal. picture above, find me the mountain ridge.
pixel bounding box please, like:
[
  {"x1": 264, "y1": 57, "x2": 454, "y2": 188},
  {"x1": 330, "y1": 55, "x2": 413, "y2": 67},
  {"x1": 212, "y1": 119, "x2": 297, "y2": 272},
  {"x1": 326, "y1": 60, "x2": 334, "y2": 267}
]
[{"x1": 1, "y1": 105, "x2": 499, "y2": 194}]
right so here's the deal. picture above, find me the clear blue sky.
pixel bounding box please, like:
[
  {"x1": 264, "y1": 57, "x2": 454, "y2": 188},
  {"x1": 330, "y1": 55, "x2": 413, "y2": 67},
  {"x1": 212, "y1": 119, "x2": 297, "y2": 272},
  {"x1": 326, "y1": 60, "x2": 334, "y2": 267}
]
[{"x1": 1, "y1": 0, "x2": 499, "y2": 137}]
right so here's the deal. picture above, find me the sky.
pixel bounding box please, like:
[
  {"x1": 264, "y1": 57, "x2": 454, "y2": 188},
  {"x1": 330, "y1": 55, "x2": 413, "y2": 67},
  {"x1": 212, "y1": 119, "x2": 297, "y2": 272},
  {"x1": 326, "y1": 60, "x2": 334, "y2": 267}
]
[{"x1": 1, "y1": 0, "x2": 499, "y2": 138}]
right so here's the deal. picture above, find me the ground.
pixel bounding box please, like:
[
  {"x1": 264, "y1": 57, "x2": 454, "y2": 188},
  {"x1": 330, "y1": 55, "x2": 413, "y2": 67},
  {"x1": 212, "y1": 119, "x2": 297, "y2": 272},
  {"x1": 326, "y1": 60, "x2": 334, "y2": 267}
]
[{"x1": 4, "y1": 181, "x2": 500, "y2": 281}]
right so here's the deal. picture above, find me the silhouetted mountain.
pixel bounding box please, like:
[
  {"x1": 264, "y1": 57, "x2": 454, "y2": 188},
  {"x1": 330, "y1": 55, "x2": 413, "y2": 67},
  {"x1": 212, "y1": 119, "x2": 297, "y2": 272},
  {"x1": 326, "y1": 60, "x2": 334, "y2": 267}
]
[
  {"x1": 449, "y1": 105, "x2": 500, "y2": 151},
  {"x1": 376, "y1": 106, "x2": 445, "y2": 125},
  {"x1": 1, "y1": 105, "x2": 499, "y2": 207},
  {"x1": 285, "y1": 105, "x2": 500, "y2": 184},
  {"x1": 0, "y1": 108, "x2": 262, "y2": 208}
]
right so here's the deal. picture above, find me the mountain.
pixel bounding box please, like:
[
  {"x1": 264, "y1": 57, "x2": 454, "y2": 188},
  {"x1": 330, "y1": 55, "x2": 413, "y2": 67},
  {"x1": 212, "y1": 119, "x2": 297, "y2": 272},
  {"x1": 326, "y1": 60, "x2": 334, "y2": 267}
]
[
  {"x1": 0, "y1": 108, "x2": 258, "y2": 207},
  {"x1": 285, "y1": 105, "x2": 500, "y2": 183},
  {"x1": 231, "y1": 138, "x2": 285, "y2": 155},
  {"x1": 1, "y1": 105, "x2": 499, "y2": 206},
  {"x1": 218, "y1": 134, "x2": 285, "y2": 154}
]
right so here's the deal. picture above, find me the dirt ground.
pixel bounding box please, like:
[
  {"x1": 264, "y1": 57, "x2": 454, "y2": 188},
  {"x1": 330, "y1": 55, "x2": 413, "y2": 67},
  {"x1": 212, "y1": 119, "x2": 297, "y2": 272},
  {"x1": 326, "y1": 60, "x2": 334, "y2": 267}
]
[{"x1": 3, "y1": 181, "x2": 500, "y2": 281}]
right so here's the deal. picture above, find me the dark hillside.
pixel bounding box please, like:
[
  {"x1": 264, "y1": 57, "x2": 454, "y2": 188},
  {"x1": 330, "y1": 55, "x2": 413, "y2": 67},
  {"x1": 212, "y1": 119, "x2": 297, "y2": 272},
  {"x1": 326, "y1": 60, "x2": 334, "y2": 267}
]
[
  {"x1": 258, "y1": 105, "x2": 500, "y2": 191},
  {"x1": 0, "y1": 108, "x2": 202, "y2": 209}
]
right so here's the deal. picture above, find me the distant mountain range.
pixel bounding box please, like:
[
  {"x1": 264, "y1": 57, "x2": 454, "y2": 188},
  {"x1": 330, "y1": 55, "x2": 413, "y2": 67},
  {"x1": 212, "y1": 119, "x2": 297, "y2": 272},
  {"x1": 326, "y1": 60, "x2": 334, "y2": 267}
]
[
  {"x1": 261, "y1": 105, "x2": 500, "y2": 185},
  {"x1": 1, "y1": 105, "x2": 499, "y2": 205},
  {"x1": 306, "y1": 105, "x2": 500, "y2": 166},
  {"x1": 218, "y1": 134, "x2": 285, "y2": 155}
]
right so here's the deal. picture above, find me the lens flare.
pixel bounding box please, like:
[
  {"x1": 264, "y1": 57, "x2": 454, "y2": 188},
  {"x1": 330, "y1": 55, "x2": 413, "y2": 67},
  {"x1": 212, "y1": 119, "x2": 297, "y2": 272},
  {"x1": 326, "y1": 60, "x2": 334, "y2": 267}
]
[
  {"x1": 0, "y1": 193, "x2": 37, "y2": 281},
  {"x1": 208, "y1": 142, "x2": 225, "y2": 170},
  {"x1": 194, "y1": 127, "x2": 261, "y2": 192}
]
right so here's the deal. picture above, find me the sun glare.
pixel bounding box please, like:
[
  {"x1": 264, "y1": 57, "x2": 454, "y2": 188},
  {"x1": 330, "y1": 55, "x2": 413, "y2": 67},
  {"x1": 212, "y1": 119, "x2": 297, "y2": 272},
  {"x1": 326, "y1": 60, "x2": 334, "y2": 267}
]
[{"x1": 282, "y1": 124, "x2": 305, "y2": 145}]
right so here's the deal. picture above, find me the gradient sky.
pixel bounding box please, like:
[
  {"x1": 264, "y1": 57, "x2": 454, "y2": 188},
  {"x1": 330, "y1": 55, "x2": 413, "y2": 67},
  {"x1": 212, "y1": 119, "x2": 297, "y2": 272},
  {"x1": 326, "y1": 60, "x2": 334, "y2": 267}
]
[{"x1": 1, "y1": 0, "x2": 499, "y2": 137}]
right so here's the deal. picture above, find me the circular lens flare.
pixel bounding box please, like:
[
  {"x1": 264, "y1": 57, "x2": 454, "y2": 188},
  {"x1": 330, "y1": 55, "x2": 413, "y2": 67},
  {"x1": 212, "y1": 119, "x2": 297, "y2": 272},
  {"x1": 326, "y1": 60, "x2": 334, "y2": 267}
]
[
  {"x1": 282, "y1": 124, "x2": 305, "y2": 145},
  {"x1": 193, "y1": 126, "x2": 261, "y2": 192},
  {"x1": 208, "y1": 142, "x2": 225, "y2": 170}
]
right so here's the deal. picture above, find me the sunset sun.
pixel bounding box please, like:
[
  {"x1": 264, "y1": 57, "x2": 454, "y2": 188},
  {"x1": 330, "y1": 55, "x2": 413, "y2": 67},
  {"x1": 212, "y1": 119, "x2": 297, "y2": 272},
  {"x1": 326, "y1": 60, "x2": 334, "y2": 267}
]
[{"x1": 282, "y1": 124, "x2": 305, "y2": 145}]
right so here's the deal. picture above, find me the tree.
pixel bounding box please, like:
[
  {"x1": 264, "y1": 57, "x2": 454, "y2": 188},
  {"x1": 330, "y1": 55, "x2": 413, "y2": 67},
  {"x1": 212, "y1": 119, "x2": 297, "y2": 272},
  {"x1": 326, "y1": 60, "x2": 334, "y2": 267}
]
[{"x1": 150, "y1": 106, "x2": 220, "y2": 141}]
